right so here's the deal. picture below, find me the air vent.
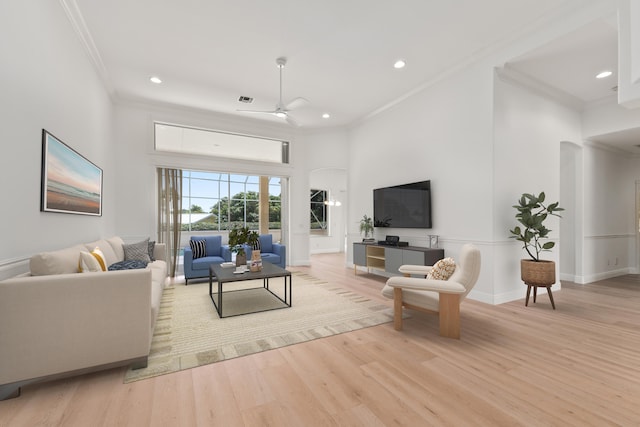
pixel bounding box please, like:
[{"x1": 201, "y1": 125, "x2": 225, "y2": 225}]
[{"x1": 238, "y1": 96, "x2": 253, "y2": 103}]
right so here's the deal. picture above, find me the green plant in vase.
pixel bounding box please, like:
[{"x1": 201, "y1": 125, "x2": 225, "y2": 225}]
[
  {"x1": 228, "y1": 225, "x2": 259, "y2": 266},
  {"x1": 359, "y1": 214, "x2": 374, "y2": 241}
]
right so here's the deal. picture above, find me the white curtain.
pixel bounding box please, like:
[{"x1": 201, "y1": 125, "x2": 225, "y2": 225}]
[{"x1": 157, "y1": 168, "x2": 182, "y2": 277}]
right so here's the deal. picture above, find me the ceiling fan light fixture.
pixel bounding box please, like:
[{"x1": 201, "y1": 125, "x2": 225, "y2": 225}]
[
  {"x1": 596, "y1": 70, "x2": 612, "y2": 79},
  {"x1": 149, "y1": 76, "x2": 162, "y2": 84},
  {"x1": 274, "y1": 111, "x2": 287, "y2": 118},
  {"x1": 322, "y1": 113, "x2": 330, "y2": 119}
]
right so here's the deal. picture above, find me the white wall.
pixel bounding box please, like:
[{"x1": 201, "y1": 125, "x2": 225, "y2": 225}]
[
  {"x1": 493, "y1": 75, "x2": 582, "y2": 302},
  {"x1": 580, "y1": 144, "x2": 640, "y2": 282},
  {"x1": 0, "y1": 1, "x2": 114, "y2": 278},
  {"x1": 347, "y1": 62, "x2": 496, "y2": 300},
  {"x1": 306, "y1": 129, "x2": 349, "y2": 254},
  {"x1": 345, "y1": 0, "x2": 620, "y2": 304},
  {"x1": 112, "y1": 100, "x2": 317, "y2": 266}
]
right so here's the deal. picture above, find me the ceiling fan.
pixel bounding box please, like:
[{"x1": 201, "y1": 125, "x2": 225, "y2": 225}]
[{"x1": 237, "y1": 57, "x2": 309, "y2": 126}]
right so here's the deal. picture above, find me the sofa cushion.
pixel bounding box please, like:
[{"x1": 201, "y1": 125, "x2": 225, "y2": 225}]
[
  {"x1": 258, "y1": 235, "x2": 273, "y2": 253},
  {"x1": 203, "y1": 236, "x2": 222, "y2": 257},
  {"x1": 192, "y1": 256, "x2": 226, "y2": 271},
  {"x1": 84, "y1": 239, "x2": 118, "y2": 266},
  {"x1": 427, "y1": 257, "x2": 456, "y2": 280},
  {"x1": 108, "y1": 260, "x2": 148, "y2": 270},
  {"x1": 30, "y1": 244, "x2": 86, "y2": 276},
  {"x1": 124, "y1": 238, "x2": 151, "y2": 262},
  {"x1": 106, "y1": 236, "x2": 126, "y2": 262},
  {"x1": 190, "y1": 239, "x2": 206, "y2": 259},
  {"x1": 79, "y1": 251, "x2": 103, "y2": 273},
  {"x1": 148, "y1": 240, "x2": 156, "y2": 261},
  {"x1": 260, "y1": 252, "x2": 281, "y2": 266}
]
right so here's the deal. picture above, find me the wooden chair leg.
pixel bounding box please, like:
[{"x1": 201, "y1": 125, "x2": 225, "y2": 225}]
[
  {"x1": 546, "y1": 286, "x2": 556, "y2": 310},
  {"x1": 438, "y1": 293, "x2": 460, "y2": 339},
  {"x1": 393, "y1": 287, "x2": 403, "y2": 330}
]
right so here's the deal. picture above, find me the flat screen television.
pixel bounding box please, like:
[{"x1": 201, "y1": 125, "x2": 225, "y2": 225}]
[{"x1": 373, "y1": 180, "x2": 432, "y2": 229}]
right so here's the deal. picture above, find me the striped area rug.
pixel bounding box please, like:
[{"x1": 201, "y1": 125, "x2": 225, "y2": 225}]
[{"x1": 124, "y1": 272, "x2": 394, "y2": 382}]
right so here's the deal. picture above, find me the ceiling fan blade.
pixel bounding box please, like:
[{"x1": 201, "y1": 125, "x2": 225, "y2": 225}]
[
  {"x1": 284, "y1": 97, "x2": 309, "y2": 111},
  {"x1": 236, "y1": 109, "x2": 278, "y2": 114},
  {"x1": 285, "y1": 114, "x2": 301, "y2": 127}
]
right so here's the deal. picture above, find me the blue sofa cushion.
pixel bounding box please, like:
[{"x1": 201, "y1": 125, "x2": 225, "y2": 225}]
[
  {"x1": 260, "y1": 252, "x2": 281, "y2": 266},
  {"x1": 258, "y1": 235, "x2": 273, "y2": 253},
  {"x1": 189, "y1": 239, "x2": 207, "y2": 259},
  {"x1": 192, "y1": 256, "x2": 226, "y2": 271}
]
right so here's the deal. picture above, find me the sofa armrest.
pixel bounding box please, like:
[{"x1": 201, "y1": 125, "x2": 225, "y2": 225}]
[
  {"x1": 184, "y1": 245, "x2": 193, "y2": 263},
  {"x1": 398, "y1": 264, "x2": 433, "y2": 277},
  {"x1": 221, "y1": 245, "x2": 232, "y2": 262},
  {"x1": 385, "y1": 276, "x2": 466, "y2": 294},
  {"x1": 0, "y1": 269, "x2": 152, "y2": 386}
]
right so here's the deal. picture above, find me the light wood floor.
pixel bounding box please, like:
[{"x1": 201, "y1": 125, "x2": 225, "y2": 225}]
[{"x1": 1, "y1": 253, "x2": 639, "y2": 426}]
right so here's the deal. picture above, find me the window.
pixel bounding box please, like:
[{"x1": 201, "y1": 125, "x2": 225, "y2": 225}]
[
  {"x1": 310, "y1": 189, "x2": 328, "y2": 235},
  {"x1": 182, "y1": 171, "x2": 281, "y2": 232},
  {"x1": 155, "y1": 122, "x2": 289, "y2": 164}
]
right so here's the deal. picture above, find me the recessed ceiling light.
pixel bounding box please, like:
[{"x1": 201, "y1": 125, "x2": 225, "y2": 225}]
[
  {"x1": 150, "y1": 76, "x2": 162, "y2": 84},
  {"x1": 394, "y1": 59, "x2": 406, "y2": 69},
  {"x1": 322, "y1": 113, "x2": 330, "y2": 119},
  {"x1": 596, "y1": 70, "x2": 612, "y2": 79}
]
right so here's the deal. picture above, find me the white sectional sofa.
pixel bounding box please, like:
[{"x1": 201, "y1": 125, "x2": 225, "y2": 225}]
[{"x1": 0, "y1": 236, "x2": 167, "y2": 400}]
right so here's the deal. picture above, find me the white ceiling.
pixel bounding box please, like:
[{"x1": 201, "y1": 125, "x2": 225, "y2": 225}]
[{"x1": 69, "y1": 0, "x2": 638, "y2": 149}]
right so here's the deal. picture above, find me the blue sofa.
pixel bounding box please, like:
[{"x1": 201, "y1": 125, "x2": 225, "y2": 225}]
[
  {"x1": 246, "y1": 234, "x2": 286, "y2": 269},
  {"x1": 183, "y1": 235, "x2": 231, "y2": 284}
]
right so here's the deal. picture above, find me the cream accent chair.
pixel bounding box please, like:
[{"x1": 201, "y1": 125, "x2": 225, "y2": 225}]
[{"x1": 381, "y1": 244, "x2": 481, "y2": 339}]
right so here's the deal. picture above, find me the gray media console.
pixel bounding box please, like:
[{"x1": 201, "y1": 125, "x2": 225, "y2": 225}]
[{"x1": 353, "y1": 242, "x2": 444, "y2": 276}]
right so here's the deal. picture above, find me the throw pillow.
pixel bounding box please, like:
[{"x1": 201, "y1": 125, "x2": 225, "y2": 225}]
[
  {"x1": 108, "y1": 260, "x2": 148, "y2": 270},
  {"x1": 148, "y1": 240, "x2": 156, "y2": 261},
  {"x1": 78, "y1": 251, "x2": 102, "y2": 273},
  {"x1": 123, "y1": 238, "x2": 152, "y2": 262},
  {"x1": 190, "y1": 239, "x2": 206, "y2": 259},
  {"x1": 427, "y1": 257, "x2": 456, "y2": 280},
  {"x1": 253, "y1": 239, "x2": 261, "y2": 251},
  {"x1": 91, "y1": 247, "x2": 108, "y2": 271}
]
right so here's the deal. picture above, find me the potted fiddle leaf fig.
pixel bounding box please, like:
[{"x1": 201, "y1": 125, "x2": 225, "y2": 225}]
[
  {"x1": 509, "y1": 192, "x2": 563, "y2": 286},
  {"x1": 228, "y1": 224, "x2": 259, "y2": 266},
  {"x1": 359, "y1": 214, "x2": 374, "y2": 241}
]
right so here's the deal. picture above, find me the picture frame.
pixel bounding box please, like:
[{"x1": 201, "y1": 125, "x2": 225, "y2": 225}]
[{"x1": 41, "y1": 129, "x2": 103, "y2": 216}]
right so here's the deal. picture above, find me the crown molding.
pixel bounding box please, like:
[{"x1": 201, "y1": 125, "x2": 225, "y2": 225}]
[
  {"x1": 58, "y1": 0, "x2": 115, "y2": 97},
  {"x1": 495, "y1": 65, "x2": 585, "y2": 111},
  {"x1": 583, "y1": 138, "x2": 640, "y2": 157}
]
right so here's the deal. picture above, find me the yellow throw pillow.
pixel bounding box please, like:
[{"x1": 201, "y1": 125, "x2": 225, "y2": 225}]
[
  {"x1": 78, "y1": 251, "x2": 102, "y2": 273},
  {"x1": 427, "y1": 257, "x2": 456, "y2": 280},
  {"x1": 91, "y1": 247, "x2": 107, "y2": 271}
]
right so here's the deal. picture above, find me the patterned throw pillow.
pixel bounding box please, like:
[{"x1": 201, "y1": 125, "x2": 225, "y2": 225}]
[
  {"x1": 91, "y1": 247, "x2": 108, "y2": 271},
  {"x1": 427, "y1": 257, "x2": 456, "y2": 280},
  {"x1": 123, "y1": 238, "x2": 152, "y2": 262},
  {"x1": 253, "y1": 239, "x2": 261, "y2": 251},
  {"x1": 148, "y1": 240, "x2": 156, "y2": 261},
  {"x1": 190, "y1": 239, "x2": 207, "y2": 259}
]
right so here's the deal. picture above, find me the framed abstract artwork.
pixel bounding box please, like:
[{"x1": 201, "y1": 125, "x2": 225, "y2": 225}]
[{"x1": 41, "y1": 129, "x2": 102, "y2": 216}]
